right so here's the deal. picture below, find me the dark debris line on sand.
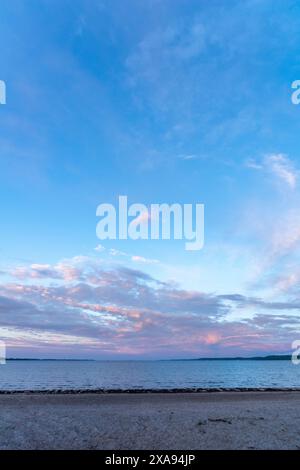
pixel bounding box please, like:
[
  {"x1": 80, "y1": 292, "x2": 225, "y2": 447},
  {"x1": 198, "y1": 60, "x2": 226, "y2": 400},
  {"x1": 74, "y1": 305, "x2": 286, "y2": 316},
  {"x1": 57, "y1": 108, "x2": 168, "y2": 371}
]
[{"x1": 1, "y1": 387, "x2": 300, "y2": 394}]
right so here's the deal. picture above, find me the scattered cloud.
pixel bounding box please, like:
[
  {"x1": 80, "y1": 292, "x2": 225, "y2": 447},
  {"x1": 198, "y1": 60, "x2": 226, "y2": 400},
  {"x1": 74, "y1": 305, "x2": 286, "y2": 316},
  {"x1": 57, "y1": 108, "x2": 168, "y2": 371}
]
[
  {"x1": 93, "y1": 244, "x2": 159, "y2": 266},
  {"x1": 109, "y1": 248, "x2": 127, "y2": 257},
  {"x1": 131, "y1": 255, "x2": 159, "y2": 264},
  {"x1": 94, "y1": 244, "x2": 105, "y2": 252}
]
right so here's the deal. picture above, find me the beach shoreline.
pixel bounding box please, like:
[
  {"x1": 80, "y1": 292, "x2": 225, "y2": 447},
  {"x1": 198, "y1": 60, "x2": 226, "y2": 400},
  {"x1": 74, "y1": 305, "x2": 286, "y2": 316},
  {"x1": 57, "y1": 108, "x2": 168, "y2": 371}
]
[
  {"x1": 0, "y1": 387, "x2": 300, "y2": 394},
  {"x1": 0, "y1": 391, "x2": 299, "y2": 449}
]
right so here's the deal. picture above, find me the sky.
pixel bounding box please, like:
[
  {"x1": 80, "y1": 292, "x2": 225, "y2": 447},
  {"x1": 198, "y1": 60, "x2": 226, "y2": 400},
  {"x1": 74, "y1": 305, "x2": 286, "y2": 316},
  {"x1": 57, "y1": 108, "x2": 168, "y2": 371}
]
[{"x1": 1, "y1": 0, "x2": 300, "y2": 358}]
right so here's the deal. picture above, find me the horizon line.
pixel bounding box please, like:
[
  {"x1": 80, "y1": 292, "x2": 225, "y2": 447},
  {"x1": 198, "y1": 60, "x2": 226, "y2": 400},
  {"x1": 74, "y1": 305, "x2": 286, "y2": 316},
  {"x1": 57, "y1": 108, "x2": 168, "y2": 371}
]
[{"x1": 5, "y1": 354, "x2": 292, "y2": 362}]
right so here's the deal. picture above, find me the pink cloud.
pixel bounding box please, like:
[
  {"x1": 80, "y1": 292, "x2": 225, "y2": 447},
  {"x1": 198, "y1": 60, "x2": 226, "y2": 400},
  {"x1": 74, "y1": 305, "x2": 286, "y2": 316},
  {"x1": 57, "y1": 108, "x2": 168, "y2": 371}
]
[{"x1": 1, "y1": 256, "x2": 299, "y2": 358}]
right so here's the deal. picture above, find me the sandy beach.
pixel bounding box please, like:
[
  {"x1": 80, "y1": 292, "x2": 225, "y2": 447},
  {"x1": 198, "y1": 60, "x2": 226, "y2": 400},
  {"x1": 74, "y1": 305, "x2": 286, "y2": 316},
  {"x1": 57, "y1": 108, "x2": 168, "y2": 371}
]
[{"x1": 0, "y1": 391, "x2": 299, "y2": 449}]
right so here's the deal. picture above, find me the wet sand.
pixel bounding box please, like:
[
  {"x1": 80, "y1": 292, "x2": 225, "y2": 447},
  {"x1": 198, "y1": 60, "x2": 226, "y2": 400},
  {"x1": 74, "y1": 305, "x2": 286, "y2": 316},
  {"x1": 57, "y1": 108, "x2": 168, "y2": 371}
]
[{"x1": 0, "y1": 391, "x2": 299, "y2": 449}]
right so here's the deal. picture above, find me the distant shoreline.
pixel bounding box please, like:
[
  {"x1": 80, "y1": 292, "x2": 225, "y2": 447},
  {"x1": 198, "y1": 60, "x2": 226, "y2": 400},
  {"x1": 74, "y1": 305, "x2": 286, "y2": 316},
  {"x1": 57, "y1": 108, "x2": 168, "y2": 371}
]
[{"x1": 6, "y1": 354, "x2": 292, "y2": 361}]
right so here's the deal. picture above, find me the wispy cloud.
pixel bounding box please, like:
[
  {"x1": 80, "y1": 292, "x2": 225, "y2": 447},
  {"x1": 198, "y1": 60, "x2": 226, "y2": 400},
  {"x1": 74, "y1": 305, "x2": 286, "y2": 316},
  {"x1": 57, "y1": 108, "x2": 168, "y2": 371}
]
[
  {"x1": 265, "y1": 154, "x2": 297, "y2": 189},
  {"x1": 178, "y1": 154, "x2": 202, "y2": 161},
  {"x1": 246, "y1": 154, "x2": 298, "y2": 189}
]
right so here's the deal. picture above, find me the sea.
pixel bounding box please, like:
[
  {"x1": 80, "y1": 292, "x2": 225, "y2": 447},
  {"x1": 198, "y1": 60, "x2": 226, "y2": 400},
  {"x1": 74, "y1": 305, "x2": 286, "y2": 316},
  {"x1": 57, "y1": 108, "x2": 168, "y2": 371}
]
[{"x1": 0, "y1": 359, "x2": 300, "y2": 390}]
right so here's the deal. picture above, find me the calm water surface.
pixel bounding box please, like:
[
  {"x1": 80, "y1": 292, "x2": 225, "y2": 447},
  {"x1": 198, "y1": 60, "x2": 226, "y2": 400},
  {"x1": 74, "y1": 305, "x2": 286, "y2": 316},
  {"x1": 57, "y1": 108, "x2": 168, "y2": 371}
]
[{"x1": 1, "y1": 360, "x2": 300, "y2": 390}]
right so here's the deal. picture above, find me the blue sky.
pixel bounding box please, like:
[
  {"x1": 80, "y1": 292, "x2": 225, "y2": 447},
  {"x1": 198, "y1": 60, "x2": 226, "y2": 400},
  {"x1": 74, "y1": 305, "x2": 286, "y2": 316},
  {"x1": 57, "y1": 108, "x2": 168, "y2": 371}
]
[{"x1": 1, "y1": 0, "x2": 300, "y2": 358}]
